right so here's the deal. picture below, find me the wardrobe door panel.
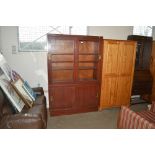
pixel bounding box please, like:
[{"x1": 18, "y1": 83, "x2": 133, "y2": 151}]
[
  {"x1": 103, "y1": 40, "x2": 119, "y2": 75},
  {"x1": 115, "y1": 76, "x2": 132, "y2": 106},
  {"x1": 100, "y1": 77, "x2": 117, "y2": 108},
  {"x1": 119, "y1": 42, "x2": 136, "y2": 76}
]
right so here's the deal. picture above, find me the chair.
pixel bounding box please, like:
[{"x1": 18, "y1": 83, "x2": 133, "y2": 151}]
[
  {"x1": 0, "y1": 87, "x2": 47, "y2": 129},
  {"x1": 117, "y1": 102, "x2": 155, "y2": 129}
]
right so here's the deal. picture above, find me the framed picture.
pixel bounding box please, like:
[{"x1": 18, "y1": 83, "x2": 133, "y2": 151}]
[
  {"x1": 0, "y1": 54, "x2": 13, "y2": 81},
  {"x1": 0, "y1": 68, "x2": 25, "y2": 112},
  {"x1": 22, "y1": 81, "x2": 36, "y2": 101},
  {"x1": 11, "y1": 78, "x2": 34, "y2": 108}
]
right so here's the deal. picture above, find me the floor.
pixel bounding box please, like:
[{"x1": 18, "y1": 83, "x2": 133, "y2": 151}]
[{"x1": 47, "y1": 103, "x2": 149, "y2": 129}]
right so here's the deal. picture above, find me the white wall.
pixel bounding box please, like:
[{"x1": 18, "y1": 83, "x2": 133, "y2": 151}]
[
  {"x1": 0, "y1": 28, "x2": 1, "y2": 50},
  {"x1": 88, "y1": 26, "x2": 133, "y2": 40},
  {"x1": 0, "y1": 26, "x2": 133, "y2": 107}
]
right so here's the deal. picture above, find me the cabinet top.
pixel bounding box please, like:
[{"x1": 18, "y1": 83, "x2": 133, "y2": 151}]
[
  {"x1": 47, "y1": 34, "x2": 103, "y2": 40},
  {"x1": 127, "y1": 35, "x2": 153, "y2": 41},
  {"x1": 104, "y1": 39, "x2": 137, "y2": 43}
]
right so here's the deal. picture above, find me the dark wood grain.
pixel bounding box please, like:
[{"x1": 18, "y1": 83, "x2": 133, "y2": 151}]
[
  {"x1": 47, "y1": 34, "x2": 103, "y2": 116},
  {"x1": 127, "y1": 35, "x2": 153, "y2": 97}
]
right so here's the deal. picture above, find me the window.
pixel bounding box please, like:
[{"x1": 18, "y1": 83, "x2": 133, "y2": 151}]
[
  {"x1": 133, "y1": 26, "x2": 152, "y2": 37},
  {"x1": 18, "y1": 26, "x2": 87, "y2": 52}
]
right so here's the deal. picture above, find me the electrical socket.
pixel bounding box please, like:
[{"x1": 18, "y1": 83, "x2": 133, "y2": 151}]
[{"x1": 12, "y1": 45, "x2": 16, "y2": 54}]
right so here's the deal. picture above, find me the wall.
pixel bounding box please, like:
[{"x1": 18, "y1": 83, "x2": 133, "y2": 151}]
[
  {"x1": 88, "y1": 26, "x2": 133, "y2": 40},
  {"x1": 0, "y1": 26, "x2": 133, "y2": 107},
  {"x1": 152, "y1": 26, "x2": 155, "y2": 40},
  {"x1": 0, "y1": 28, "x2": 1, "y2": 51}
]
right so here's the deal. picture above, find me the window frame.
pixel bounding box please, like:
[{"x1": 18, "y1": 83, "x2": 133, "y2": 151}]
[{"x1": 18, "y1": 26, "x2": 88, "y2": 52}]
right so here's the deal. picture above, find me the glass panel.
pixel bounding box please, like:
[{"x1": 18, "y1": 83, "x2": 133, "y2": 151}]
[
  {"x1": 52, "y1": 55, "x2": 74, "y2": 61},
  {"x1": 78, "y1": 69, "x2": 97, "y2": 80},
  {"x1": 79, "y1": 55, "x2": 98, "y2": 62},
  {"x1": 79, "y1": 41, "x2": 99, "y2": 54},
  {"x1": 50, "y1": 40, "x2": 74, "y2": 53},
  {"x1": 52, "y1": 70, "x2": 73, "y2": 82}
]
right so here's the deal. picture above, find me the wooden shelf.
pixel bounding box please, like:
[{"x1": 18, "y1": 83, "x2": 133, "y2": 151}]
[
  {"x1": 52, "y1": 67, "x2": 73, "y2": 70},
  {"x1": 78, "y1": 67, "x2": 96, "y2": 70},
  {"x1": 78, "y1": 61, "x2": 98, "y2": 63},
  {"x1": 52, "y1": 61, "x2": 74, "y2": 63},
  {"x1": 52, "y1": 79, "x2": 74, "y2": 83},
  {"x1": 78, "y1": 53, "x2": 99, "y2": 55}
]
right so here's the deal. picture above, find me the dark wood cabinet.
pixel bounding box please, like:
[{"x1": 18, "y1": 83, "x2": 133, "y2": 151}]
[
  {"x1": 47, "y1": 34, "x2": 103, "y2": 116},
  {"x1": 127, "y1": 35, "x2": 153, "y2": 97}
]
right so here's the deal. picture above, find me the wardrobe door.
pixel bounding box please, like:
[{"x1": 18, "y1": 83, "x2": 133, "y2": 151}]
[
  {"x1": 116, "y1": 42, "x2": 136, "y2": 106},
  {"x1": 48, "y1": 35, "x2": 75, "y2": 116},
  {"x1": 100, "y1": 40, "x2": 136, "y2": 110},
  {"x1": 75, "y1": 38, "x2": 102, "y2": 111},
  {"x1": 100, "y1": 40, "x2": 120, "y2": 109}
]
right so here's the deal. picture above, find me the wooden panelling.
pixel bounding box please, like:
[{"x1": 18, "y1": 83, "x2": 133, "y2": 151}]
[
  {"x1": 118, "y1": 42, "x2": 136, "y2": 75},
  {"x1": 75, "y1": 84, "x2": 98, "y2": 108},
  {"x1": 49, "y1": 86, "x2": 75, "y2": 109},
  {"x1": 103, "y1": 41, "x2": 119, "y2": 75},
  {"x1": 115, "y1": 76, "x2": 132, "y2": 106},
  {"x1": 100, "y1": 40, "x2": 136, "y2": 110},
  {"x1": 100, "y1": 77, "x2": 117, "y2": 107}
]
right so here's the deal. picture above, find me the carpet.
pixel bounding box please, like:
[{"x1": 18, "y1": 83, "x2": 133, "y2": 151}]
[{"x1": 47, "y1": 103, "x2": 149, "y2": 129}]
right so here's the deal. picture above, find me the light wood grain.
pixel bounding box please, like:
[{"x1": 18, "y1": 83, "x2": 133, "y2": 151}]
[{"x1": 100, "y1": 40, "x2": 136, "y2": 110}]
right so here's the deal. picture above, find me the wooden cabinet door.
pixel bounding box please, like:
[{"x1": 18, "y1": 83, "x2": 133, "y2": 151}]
[
  {"x1": 103, "y1": 40, "x2": 119, "y2": 76},
  {"x1": 118, "y1": 42, "x2": 136, "y2": 76},
  {"x1": 115, "y1": 42, "x2": 136, "y2": 106},
  {"x1": 100, "y1": 40, "x2": 120, "y2": 108},
  {"x1": 76, "y1": 84, "x2": 99, "y2": 109},
  {"x1": 49, "y1": 86, "x2": 75, "y2": 115},
  {"x1": 100, "y1": 40, "x2": 136, "y2": 110},
  {"x1": 115, "y1": 76, "x2": 132, "y2": 106},
  {"x1": 100, "y1": 77, "x2": 117, "y2": 108}
]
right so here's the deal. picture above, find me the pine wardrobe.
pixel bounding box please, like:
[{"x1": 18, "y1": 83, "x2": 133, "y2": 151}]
[{"x1": 100, "y1": 39, "x2": 136, "y2": 110}]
